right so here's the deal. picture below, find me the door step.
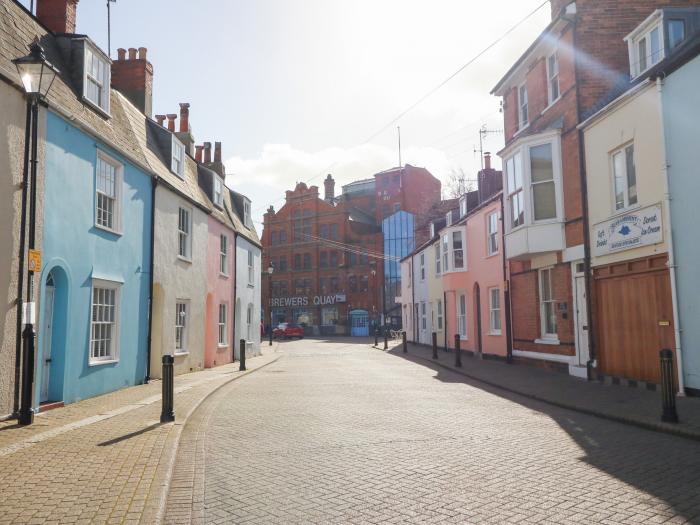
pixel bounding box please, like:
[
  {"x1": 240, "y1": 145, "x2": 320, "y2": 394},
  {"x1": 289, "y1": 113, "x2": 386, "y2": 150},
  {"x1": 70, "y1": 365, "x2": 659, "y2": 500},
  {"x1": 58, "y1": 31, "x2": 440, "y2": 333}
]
[
  {"x1": 39, "y1": 401, "x2": 64, "y2": 413},
  {"x1": 568, "y1": 364, "x2": 589, "y2": 379}
]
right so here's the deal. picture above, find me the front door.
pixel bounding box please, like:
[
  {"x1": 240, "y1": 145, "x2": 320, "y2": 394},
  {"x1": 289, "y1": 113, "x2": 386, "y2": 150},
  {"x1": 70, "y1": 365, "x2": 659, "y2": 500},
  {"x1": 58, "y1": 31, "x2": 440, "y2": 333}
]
[
  {"x1": 40, "y1": 279, "x2": 55, "y2": 403},
  {"x1": 574, "y1": 272, "x2": 590, "y2": 366}
]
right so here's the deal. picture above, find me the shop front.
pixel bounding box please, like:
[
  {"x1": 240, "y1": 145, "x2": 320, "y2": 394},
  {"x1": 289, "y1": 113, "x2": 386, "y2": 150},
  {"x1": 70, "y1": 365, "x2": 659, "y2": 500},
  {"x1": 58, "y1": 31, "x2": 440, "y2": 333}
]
[{"x1": 269, "y1": 294, "x2": 347, "y2": 336}]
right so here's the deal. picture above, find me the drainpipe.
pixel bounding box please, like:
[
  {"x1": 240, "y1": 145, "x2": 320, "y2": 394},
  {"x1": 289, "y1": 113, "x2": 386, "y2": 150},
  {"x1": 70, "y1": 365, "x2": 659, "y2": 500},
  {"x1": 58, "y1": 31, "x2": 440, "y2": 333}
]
[
  {"x1": 444, "y1": 290, "x2": 448, "y2": 351},
  {"x1": 500, "y1": 194, "x2": 513, "y2": 363},
  {"x1": 656, "y1": 75, "x2": 685, "y2": 395},
  {"x1": 411, "y1": 255, "x2": 416, "y2": 342},
  {"x1": 145, "y1": 176, "x2": 157, "y2": 383}
]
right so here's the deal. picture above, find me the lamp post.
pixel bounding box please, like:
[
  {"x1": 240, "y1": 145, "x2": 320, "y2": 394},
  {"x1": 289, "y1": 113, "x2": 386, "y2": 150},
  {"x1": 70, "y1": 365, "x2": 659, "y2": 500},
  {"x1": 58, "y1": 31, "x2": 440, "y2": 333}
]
[
  {"x1": 12, "y1": 41, "x2": 59, "y2": 426},
  {"x1": 267, "y1": 262, "x2": 274, "y2": 346}
]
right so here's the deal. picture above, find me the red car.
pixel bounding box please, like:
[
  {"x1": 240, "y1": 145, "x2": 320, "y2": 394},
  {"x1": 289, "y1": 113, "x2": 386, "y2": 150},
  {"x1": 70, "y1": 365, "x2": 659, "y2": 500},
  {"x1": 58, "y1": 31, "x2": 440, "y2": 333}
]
[{"x1": 273, "y1": 323, "x2": 305, "y2": 339}]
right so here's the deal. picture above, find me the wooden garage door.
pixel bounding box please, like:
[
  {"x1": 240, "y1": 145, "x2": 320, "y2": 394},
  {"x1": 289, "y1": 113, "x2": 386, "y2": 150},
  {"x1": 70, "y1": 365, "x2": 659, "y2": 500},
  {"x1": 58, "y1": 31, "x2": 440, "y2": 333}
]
[{"x1": 594, "y1": 255, "x2": 674, "y2": 384}]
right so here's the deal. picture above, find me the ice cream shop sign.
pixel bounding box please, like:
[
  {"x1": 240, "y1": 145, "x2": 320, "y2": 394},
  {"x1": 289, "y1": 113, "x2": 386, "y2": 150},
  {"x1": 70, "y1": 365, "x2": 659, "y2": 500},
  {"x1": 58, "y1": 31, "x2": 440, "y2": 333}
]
[
  {"x1": 593, "y1": 204, "x2": 663, "y2": 256},
  {"x1": 270, "y1": 294, "x2": 347, "y2": 307}
]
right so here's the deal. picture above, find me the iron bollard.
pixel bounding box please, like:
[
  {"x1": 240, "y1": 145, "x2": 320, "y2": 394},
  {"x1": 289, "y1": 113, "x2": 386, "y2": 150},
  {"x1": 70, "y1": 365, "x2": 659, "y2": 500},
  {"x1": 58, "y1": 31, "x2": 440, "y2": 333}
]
[
  {"x1": 160, "y1": 355, "x2": 175, "y2": 423},
  {"x1": 660, "y1": 349, "x2": 678, "y2": 423},
  {"x1": 455, "y1": 334, "x2": 462, "y2": 368},
  {"x1": 383, "y1": 330, "x2": 388, "y2": 350},
  {"x1": 402, "y1": 331, "x2": 407, "y2": 353},
  {"x1": 375, "y1": 329, "x2": 379, "y2": 347},
  {"x1": 432, "y1": 332, "x2": 438, "y2": 359},
  {"x1": 239, "y1": 339, "x2": 247, "y2": 371}
]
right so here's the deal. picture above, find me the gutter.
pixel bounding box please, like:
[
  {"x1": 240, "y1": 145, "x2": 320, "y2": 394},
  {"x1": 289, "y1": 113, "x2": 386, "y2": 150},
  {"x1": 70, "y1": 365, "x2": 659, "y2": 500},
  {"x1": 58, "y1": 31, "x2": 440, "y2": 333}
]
[
  {"x1": 145, "y1": 176, "x2": 157, "y2": 382},
  {"x1": 655, "y1": 76, "x2": 686, "y2": 395}
]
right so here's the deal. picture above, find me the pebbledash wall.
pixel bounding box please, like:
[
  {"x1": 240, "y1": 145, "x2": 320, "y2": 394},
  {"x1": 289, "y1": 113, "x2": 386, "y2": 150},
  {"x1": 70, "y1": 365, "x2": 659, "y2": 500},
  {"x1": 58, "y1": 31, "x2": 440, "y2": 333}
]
[
  {"x1": 36, "y1": 111, "x2": 152, "y2": 406},
  {"x1": 235, "y1": 235, "x2": 261, "y2": 357}
]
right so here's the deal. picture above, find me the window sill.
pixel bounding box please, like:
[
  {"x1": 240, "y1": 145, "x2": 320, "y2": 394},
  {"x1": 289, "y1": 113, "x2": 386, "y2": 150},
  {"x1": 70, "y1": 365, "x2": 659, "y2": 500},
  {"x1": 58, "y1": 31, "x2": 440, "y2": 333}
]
[
  {"x1": 247, "y1": 283, "x2": 255, "y2": 288},
  {"x1": 485, "y1": 252, "x2": 499, "y2": 259},
  {"x1": 217, "y1": 344, "x2": 228, "y2": 349},
  {"x1": 514, "y1": 123, "x2": 530, "y2": 139},
  {"x1": 174, "y1": 351, "x2": 189, "y2": 357},
  {"x1": 488, "y1": 330, "x2": 502, "y2": 336},
  {"x1": 534, "y1": 337, "x2": 560, "y2": 346},
  {"x1": 94, "y1": 224, "x2": 123, "y2": 237},
  {"x1": 171, "y1": 170, "x2": 185, "y2": 179},
  {"x1": 177, "y1": 255, "x2": 192, "y2": 264},
  {"x1": 542, "y1": 95, "x2": 561, "y2": 116},
  {"x1": 82, "y1": 95, "x2": 111, "y2": 119},
  {"x1": 219, "y1": 273, "x2": 230, "y2": 279},
  {"x1": 609, "y1": 203, "x2": 642, "y2": 219},
  {"x1": 88, "y1": 358, "x2": 119, "y2": 367}
]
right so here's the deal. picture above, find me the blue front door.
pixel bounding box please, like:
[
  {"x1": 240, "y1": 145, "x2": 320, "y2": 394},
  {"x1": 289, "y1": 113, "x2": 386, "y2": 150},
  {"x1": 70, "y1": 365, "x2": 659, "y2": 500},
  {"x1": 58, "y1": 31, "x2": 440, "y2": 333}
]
[{"x1": 350, "y1": 310, "x2": 369, "y2": 337}]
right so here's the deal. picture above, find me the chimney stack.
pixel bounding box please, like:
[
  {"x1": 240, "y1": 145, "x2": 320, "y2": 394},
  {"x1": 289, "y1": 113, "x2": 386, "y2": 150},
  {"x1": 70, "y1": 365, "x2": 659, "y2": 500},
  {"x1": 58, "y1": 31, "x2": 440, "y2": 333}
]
[
  {"x1": 111, "y1": 45, "x2": 154, "y2": 116},
  {"x1": 37, "y1": 0, "x2": 79, "y2": 34},
  {"x1": 203, "y1": 142, "x2": 212, "y2": 164},
  {"x1": 166, "y1": 114, "x2": 177, "y2": 132},
  {"x1": 324, "y1": 174, "x2": 335, "y2": 203},
  {"x1": 155, "y1": 114, "x2": 166, "y2": 126},
  {"x1": 179, "y1": 103, "x2": 190, "y2": 133},
  {"x1": 484, "y1": 152, "x2": 491, "y2": 170},
  {"x1": 214, "y1": 142, "x2": 222, "y2": 163},
  {"x1": 195, "y1": 145, "x2": 204, "y2": 163}
]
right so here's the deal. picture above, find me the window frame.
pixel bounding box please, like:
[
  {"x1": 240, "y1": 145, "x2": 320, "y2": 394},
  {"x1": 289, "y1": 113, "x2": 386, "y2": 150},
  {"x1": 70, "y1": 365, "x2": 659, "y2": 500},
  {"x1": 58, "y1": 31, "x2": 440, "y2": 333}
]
[
  {"x1": 610, "y1": 142, "x2": 638, "y2": 213},
  {"x1": 488, "y1": 287, "x2": 501, "y2": 335},
  {"x1": 517, "y1": 82, "x2": 529, "y2": 130},
  {"x1": 452, "y1": 230, "x2": 464, "y2": 270},
  {"x1": 177, "y1": 206, "x2": 193, "y2": 261},
  {"x1": 628, "y1": 16, "x2": 664, "y2": 79},
  {"x1": 89, "y1": 278, "x2": 121, "y2": 365},
  {"x1": 213, "y1": 176, "x2": 224, "y2": 207},
  {"x1": 244, "y1": 199, "x2": 252, "y2": 228},
  {"x1": 83, "y1": 42, "x2": 110, "y2": 115},
  {"x1": 539, "y1": 268, "x2": 558, "y2": 340},
  {"x1": 218, "y1": 303, "x2": 228, "y2": 347},
  {"x1": 248, "y1": 249, "x2": 255, "y2": 285},
  {"x1": 487, "y1": 211, "x2": 499, "y2": 256},
  {"x1": 219, "y1": 234, "x2": 228, "y2": 275},
  {"x1": 457, "y1": 293, "x2": 467, "y2": 339},
  {"x1": 437, "y1": 299, "x2": 443, "y2": 331},
  {"x1": 419, "y1": 253, "x2": 425, "y2": 281},
  {"x1": 171, "y1": 136, "x2": 185, "y2": 178},
  {"x1": 175, "y1": 300, "x2": 189, "y2": 354},
  {"x1": 546, "y1": 50, "x2": 560, "y2": 106},
  {"x1": 434, "y1": 243, "x2": 441, "y2": 276},
  {"x1": 94, "y1": 150, "x2": 123, "y2": 235}
]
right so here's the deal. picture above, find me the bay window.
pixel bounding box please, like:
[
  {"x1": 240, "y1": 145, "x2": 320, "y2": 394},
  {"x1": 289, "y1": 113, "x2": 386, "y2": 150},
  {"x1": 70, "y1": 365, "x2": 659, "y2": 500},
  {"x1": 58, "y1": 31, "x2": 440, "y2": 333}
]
[
  {"x1": 506, "y1": 153, "x2": 524, "y2": 228},
  {"x1": 530, "y1": 143, "x2": 556, "y2": 221}
]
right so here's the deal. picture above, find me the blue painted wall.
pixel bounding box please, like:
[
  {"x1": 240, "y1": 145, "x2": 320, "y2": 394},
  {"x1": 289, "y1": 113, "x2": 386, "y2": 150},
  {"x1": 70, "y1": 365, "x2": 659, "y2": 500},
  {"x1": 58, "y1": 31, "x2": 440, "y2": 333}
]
[
  {"x1": 35, "y1": 111, "x2": 152, "y2": 407},
  {"x1": 663, "y1": 54, "x2": 700, "y2": 392}
]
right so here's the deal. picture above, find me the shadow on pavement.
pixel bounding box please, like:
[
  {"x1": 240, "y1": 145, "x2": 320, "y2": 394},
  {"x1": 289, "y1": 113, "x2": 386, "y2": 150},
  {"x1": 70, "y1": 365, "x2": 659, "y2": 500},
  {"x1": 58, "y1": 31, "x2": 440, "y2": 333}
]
[{"x1": 97, "y1": 422, "x2": 163, "y2": 447}]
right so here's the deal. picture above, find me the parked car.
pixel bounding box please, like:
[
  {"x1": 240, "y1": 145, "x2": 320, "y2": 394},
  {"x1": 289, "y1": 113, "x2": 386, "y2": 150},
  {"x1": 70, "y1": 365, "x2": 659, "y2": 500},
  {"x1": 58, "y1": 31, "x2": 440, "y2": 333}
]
[{"x1": 273, "y1": 323, "x2": 304, "y2": 339}]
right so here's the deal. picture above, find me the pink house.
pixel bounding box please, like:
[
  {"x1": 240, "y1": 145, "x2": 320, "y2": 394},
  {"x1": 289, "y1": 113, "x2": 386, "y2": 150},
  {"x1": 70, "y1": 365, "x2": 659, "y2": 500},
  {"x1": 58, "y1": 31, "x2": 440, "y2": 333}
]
[
  {"x1": 443, "y1": 160, "x2": 509, "y2": 358},
  {"x1": 197, "y1": 147, "x2": 237, "y2": 368}
]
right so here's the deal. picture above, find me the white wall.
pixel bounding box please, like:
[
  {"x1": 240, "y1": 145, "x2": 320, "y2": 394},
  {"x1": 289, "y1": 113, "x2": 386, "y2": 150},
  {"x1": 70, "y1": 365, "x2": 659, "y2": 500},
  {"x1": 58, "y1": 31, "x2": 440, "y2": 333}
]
[{"x1": 235, "y1": 236, "x2": 262, "y2": 357}]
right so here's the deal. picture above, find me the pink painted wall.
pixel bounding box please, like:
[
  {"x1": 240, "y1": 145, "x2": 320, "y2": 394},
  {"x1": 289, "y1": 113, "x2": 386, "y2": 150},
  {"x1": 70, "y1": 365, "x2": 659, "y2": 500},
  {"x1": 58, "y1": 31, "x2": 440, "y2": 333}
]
[
  {"x1": 442, "y1": 198, "x2": 507, "y2": 357},
  {"x1": 205, "y1": 215, "x2": 236, "y2": 368}
]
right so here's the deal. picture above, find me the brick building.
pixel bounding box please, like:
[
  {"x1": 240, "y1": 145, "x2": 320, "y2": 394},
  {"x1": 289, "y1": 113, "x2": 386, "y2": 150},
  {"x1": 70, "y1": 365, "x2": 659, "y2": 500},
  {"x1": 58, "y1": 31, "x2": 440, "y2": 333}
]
[
  {"x1": 491, "y1": 0, "x2": 700, "y2": 378},
  {"x1": 262, "y1": 166, "x2": 441, "y2": 335}
]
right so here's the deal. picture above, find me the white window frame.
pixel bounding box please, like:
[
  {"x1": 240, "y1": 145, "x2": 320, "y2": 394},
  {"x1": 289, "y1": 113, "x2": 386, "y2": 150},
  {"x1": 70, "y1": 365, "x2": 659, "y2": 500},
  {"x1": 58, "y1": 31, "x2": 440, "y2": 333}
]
[
  {"x1": 539, "y1": 268, "x2": 558, "y2": 341},
  {"x1": 248, "y1": 249, "x2": 255, "y2": 285},
  {"x1": 421, "y1": 302, "x2": 427, "y2": 331},
  {"x1": 442, "y1": 234, "x2": 449, "y2": 273},
  {"x1": 214, "y1": 176, "x2": 224, "y2": 207},
  {"x1": 437, "y1": 299, "x2": 443, "y2": 331},
  {"x1": 626, "y1": 12, "x2": 664, "y2": 79},
  {"x1": 419, "y1": 253, "x2": 425, "y2": 281},
  {"x1": 218, "y1": 303, "x2": 228, "y2": 347},
  {"x1": 457, "y1": 293, "x2": 467, "y2": 339},
  {"x1": 488, "y1": 287, "x2": 501, "y2": 335},
  {"x1": 244, "y1": 199, "x2": 252, "y2": 228},
  {"x1": 546, "y1": 51, "x2": 560, "y2": 105},
  {"x1": 502, "y1": 132, "x2": 563, "y2": 234},
  {"x1": 452, "y1": 230, "x2": 464, "y2": 270},
  {"x1": 89, "y1": 278, "x2": 121, "y2": 365},
  {"x1": 407, "y1": 261, "x2": 412, "y2": 288},
  {"x1": 611, "y1": 143, "x2": 638, "y2": 212},
  {"x1": 219, "y1": 234, "x2": 228, "y2": 275},
  {"x1": 175, "y1": 300, "x2": 189, "y2": 354},
  {"x1": 246, "y1": 303, "x2": 254, "y2": 341},
  {"x1": 83, "y1": 42, "x2": 110, "y2": 114},
  {"x1": 459, "y1": 196, "x2": 467, "y2": 218},
  {"x1": 94, "y1": 151, "x2": 123, "y2": 234},
  {"x1": 434, "y1": 243, "x2": 441, "y2": 275},
  {"x1": 518, "y1": 82, "x2": 529, "y2": 130},
  {"x1": 177, "y1": 206, "x2": 192, "y2": 261},
  {"x1": 487, "y1": 211, "x2": 499, "y2": 256},
  {"x1": 172, "y1": 136, "x2": 185, "y2": 178}
]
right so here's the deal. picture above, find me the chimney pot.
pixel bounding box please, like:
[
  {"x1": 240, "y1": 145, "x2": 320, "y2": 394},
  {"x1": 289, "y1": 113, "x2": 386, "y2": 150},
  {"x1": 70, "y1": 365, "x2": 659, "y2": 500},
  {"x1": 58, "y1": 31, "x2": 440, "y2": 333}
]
[
  {"x1": 214, "y1": 142, "x2": 222, "y2": 163},
  {"x1": 138, "y1": 47, "x2": 147, "y2": 60},
  {"x1": 117, "y1": 48, "x2": 126, "y2": 61},
  {"x1": 203, "y1": 142, "x2": 212, "y2": 164},
  {"x1": 179, "y1": 103, "x2": 190, "y2": 133},
  {"x1": 484, "y1": 152, "x2": 492, "y2": 170},
  {"x1": 166, "y1": 114, "x2": 177, "y2": 132},
  {"x1": 195, "y1": 145, "x2": 204, "y2": 163},
  {"x1": 112, "y1": 44, "x2": 154, "y2": 116},
  {"x1": 128, "y1": 48, "x2": 137, "y2": 60},
  {"x1": 37, "y1": 0, "x2": 79, "y2": 34},
  {"x1": 155, "y1": 114, "x2": 166, "y2": 126}
]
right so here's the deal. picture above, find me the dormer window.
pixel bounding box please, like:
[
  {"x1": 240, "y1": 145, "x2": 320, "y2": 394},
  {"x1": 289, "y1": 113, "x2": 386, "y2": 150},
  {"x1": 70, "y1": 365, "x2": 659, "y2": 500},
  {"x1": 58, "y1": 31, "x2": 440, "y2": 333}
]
[
  {"x1": 445, "y1": 211, "x2": 452, "y2": 227},
  {"x1": 668, "y1": 19, "x2": 686, "y2": 51},
  {"x1": 84, "y1": 43, "x2": 110, "y2": 114},
  {"x1": 213, "y1": 176, "x2": 224, "y2": 207},
  {"x1": 627, "y1": 12, "x2": 663, "y2": 78},
  {"x1": 172, "y1": 136, "x2": 185, "y2": 178},
  {"x1": 243, "y1": 199, "x2": 252, "y2": 228},
  {"x1": 459, "y1": 196, "x2": 467, "y2": 218}
]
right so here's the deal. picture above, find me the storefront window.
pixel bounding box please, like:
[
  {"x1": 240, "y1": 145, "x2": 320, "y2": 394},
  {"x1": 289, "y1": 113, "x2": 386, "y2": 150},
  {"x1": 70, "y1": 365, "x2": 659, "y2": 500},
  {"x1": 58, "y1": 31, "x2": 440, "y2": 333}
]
[{"x1": 322, "y1": 307, "x2": 338, "y2": 326}]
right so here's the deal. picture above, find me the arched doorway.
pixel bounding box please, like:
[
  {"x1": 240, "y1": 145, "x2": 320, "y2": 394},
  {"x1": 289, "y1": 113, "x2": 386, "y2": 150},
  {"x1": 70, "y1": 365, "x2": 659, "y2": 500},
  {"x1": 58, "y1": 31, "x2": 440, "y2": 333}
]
[
  {"x1": 39, "y1": 268, "x2": 68, "y2": 403},
  {"x1": 473, "y1": 282, "x2": 482, "y2": 355}
]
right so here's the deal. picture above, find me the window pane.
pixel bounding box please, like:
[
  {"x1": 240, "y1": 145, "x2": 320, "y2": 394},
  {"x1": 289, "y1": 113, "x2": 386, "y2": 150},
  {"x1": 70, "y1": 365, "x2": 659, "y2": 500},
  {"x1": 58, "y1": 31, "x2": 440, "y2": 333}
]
[
  {"x1": 533, "y1": 181, "x2": 556, "y2": 220},
  {"x1": 669, "y1": 20, "x2": 686, "y2": 50},
  {"x1": 613, "y1": 151, "x2": 625, "y2": 210},
  {"x1": 544, "y1": 302, "x2": 557, "y2": 334},
  {"x1": 625, "y1": 145, "x2": 637, "y2": 206},
  {"x1": 638, "y1": 37, "x2": 647, "y2": 72},
  {"x1": 530, "y1": 144, "x2": 553, "y2": 183},
  {"x1": 650, "y1": 27, "x2": 661, "y2": 64}
]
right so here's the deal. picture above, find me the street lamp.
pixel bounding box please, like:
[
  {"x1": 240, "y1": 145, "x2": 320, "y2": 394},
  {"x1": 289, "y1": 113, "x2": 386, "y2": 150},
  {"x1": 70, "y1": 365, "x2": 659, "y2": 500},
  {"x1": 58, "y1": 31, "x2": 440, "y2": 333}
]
[
  {"x1": 267, "y1": 262, "x2": 274, "y2": 346},
  {"x1": 13, "y1": 41, "x2": 59, "y2": 426}
]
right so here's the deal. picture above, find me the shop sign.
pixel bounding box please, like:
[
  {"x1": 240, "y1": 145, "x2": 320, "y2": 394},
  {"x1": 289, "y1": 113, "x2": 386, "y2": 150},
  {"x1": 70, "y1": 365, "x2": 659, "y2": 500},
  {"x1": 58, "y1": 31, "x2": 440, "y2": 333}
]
[
  {"x1": 270, "y1": 294, "x2": 347, "y2": 307},
  {"x1": 593, "y1": 204, "x2": 663, "y2": 256}
]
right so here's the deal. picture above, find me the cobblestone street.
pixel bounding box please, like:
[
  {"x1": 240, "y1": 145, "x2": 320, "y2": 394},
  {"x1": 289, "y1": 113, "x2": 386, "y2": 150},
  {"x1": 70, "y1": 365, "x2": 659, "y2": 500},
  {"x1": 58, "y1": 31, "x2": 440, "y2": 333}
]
[{"x1": 165, "y1": 338, "x2": 700, "y2": 524}]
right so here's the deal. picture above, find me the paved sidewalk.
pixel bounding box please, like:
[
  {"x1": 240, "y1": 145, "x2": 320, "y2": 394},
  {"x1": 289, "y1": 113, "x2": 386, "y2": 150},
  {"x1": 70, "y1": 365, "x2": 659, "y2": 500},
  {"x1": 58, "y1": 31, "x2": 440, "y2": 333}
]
[
  {"x1": 379, "y1": 340, "x2": 700, "y2": 441},
  {"x1": 0, "y1": 347, "x2": 280, "y2": 524}
]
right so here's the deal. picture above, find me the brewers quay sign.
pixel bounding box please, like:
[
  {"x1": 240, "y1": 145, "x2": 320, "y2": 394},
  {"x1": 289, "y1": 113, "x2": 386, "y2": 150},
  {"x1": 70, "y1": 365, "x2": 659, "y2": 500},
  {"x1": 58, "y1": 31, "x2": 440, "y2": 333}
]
[
  {"x1": 270, "y1": 294, "x2": 347, "y2": 307},
  {"x1": 593, "y1": 204, "x2": 663, "y2": 256}
]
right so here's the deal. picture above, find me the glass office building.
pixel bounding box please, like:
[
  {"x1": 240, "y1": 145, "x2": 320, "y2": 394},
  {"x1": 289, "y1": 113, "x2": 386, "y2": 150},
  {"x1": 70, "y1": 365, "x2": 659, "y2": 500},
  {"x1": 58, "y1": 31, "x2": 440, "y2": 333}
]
[{"x1": 382, "y1": 210, "x2": 415, "y2": 326}]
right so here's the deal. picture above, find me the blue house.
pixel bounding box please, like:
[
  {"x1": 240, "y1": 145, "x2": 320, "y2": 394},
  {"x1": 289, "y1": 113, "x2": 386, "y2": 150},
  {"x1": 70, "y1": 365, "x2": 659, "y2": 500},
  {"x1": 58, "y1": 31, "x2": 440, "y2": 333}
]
[{"x1": 2, "y1": 4, "x2": 160, "y2": 408}]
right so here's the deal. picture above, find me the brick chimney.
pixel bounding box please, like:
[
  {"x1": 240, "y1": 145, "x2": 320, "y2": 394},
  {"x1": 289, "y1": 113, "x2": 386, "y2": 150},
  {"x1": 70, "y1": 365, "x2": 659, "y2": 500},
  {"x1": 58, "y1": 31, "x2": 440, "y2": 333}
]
[
  {"x1": 324, "y1": 174, "x2": 335, "y2": 203},
  {"x1": 111, "y1": 47, "x2": 154, "y2": 117},
  {"x1": 203, "y1": 142, "x2": 212, "y2": 164},
  {"x1": 214, "y1": 142, "x2": 222, "y2": 163},
  {"x1": 174, "y1": 103, "x2": 195, "y2": 155},
  {"x1": 155, "y1": 114, "x2": 166, "y2": 126},
  {"x1": 166, "y1": 114, "x2": 177, "y2": 132},
  {"x1": 203, "y1": 141, "x2": 225, "y2": 177},
  {"x1": 37, "y1": 0, "x2": 79, "y2": 34},
  {"x1": 195, "y1": 145, "x2": 204, "y2": 163}
]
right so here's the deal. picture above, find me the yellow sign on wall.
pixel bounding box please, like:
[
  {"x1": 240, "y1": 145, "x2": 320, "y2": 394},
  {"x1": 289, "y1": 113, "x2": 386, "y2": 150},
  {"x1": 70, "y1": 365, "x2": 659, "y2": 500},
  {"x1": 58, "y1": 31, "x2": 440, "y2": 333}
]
[{"x1": 28, "y1": 249, "x2": 41, "y2": 273}]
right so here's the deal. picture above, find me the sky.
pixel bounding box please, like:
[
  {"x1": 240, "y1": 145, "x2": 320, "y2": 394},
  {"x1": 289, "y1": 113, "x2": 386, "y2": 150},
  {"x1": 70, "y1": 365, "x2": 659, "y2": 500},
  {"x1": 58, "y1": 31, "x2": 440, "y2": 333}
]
[{"x1": 20, "y1": 0, "x2": 551, "y2": 227}]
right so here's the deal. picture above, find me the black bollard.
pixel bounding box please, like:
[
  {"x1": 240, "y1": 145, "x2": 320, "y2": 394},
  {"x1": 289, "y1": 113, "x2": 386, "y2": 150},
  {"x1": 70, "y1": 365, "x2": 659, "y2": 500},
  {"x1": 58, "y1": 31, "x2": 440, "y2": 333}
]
[
  {"x1": 375, "y1": 328, "x2": 379, "y2": 347},
  {"x1": 383, "y1": 329, "x2": 388, "y2": 350},
  {"x1": 455, "y1": 334, "x2": 462, "y2": 368},
  {"x1": 402, "y1": 331, "x2": 407, "y2": 353},
  {"x1": 160, "y1": 355, "x2": 175, "y2": 423},
  {"x1": 432, "y1": 332, "x2": 438, "y2": 359},
  {"x1": 18, "y1": 324, "x2": 36, "y2": 425},
  {"x1": 239, "y1": 339, "x2": 247, "y2": 371},
  {"x1": 660, "y1": 349, "x2": 678, "y2": 423}
]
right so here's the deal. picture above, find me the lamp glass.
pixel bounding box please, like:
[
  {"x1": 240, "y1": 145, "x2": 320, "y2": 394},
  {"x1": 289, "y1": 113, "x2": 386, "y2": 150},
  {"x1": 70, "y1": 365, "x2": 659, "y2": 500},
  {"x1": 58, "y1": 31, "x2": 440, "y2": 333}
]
[
  {"x1": 16, "y1": 61, "x2": 44, "y2": 94},
  {"x1": 267, "y1": 265, "x2": 274, "y2": 275}
]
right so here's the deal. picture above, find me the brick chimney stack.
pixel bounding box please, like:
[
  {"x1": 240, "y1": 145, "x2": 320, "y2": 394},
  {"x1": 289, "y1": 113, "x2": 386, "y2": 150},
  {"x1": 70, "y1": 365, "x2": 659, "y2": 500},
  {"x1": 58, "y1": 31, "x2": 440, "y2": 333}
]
[
  {"x1": 324, "y1": 174, "x2": 335, "y2": 203},
  {"x1": 166, "y1": 114, "x2": 177, "y2": 132},
  {"x1": 155, "y1": 114, "x2": 166, "y2": 126},
  {"x1": 111, "y1": 46, "x2": 154, "y2": 117},
  {"x1": 214, "y1": 142, "x2": 222, "y2": 163},
  {"x1": 37, "y1": 0, "x2": 79, "y2": 34},
  {"x1": 195, "y1": 145, "x2": 204, "y2": 163},
  {"x1": 203, "y1": 142, "x2": 212, "y2": 164},
  {"x1": 484, "y1": 152, "x2": 491, "y2": 170},
  {"x1": 174, "y1": 103, "x2": 195, "y2": 155}
]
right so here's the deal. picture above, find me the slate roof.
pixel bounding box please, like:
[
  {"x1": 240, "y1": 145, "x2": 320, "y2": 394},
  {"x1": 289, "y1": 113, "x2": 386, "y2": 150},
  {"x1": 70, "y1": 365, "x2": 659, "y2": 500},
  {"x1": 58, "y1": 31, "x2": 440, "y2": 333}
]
[{"x1": 227, "y1": 188, "x2": 261, "y2": 248}]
